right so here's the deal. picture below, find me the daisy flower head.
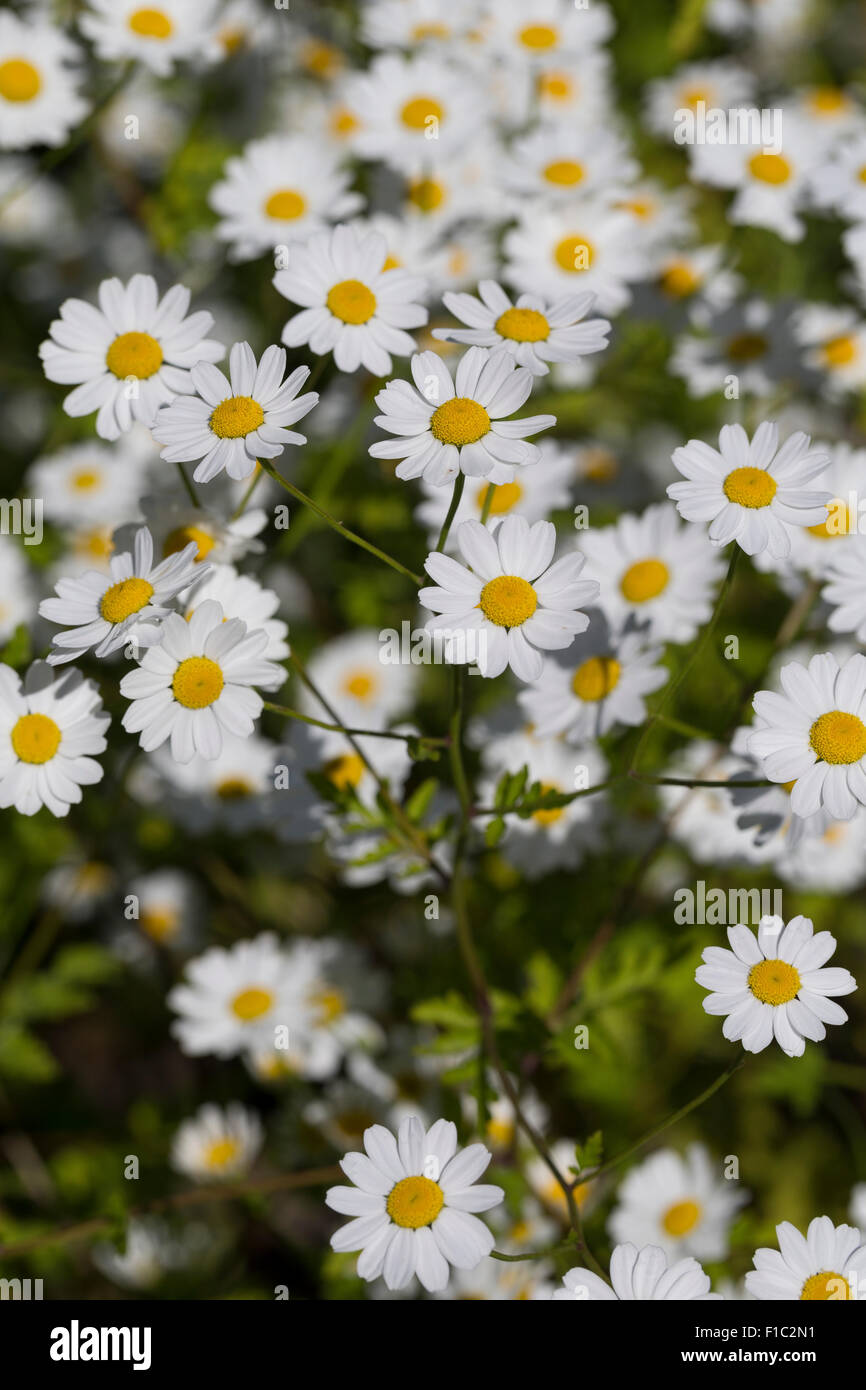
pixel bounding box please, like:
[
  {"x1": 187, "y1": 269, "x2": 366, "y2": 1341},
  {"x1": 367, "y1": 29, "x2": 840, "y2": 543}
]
[
  {"x1": 608, "y1": 1144, "x2": 747, "y2": 1261},
  {"x1": 696, "y1": 914, "x2": 857, "y2": 1058},
  {"x1": 0, "y1": 661, "x2": 109, "y2": 817},
  {"x1": 486, "y1": 0, "x2": 615, "y2": 63},
  {"x1": 274, "y1": 223, "x2": 428, "y2": 376},
  {"x1": 810, "y1": 130, "x2": 866, "y2": 222},
  {"x1": 153, "y1": 342, "x2": 318, "y2": 485},
  {"x1": 119, "y1": 599, "x2": 284, "y2": 764},
  {"x1": 579, "y1": 502, "x2": 726, "y2": 644},
  {"x1": 80, "y1": 0, "x2": 221, "y2": 77},
  {"x1": 419, "y1": 516, "x2": 599, "y2": 682},
  {"x1": 370, "y1": 347, "x2": 556, "y2": 486},
  {"x1": 130, "y1": 868, "x2": 197, "y2": 947},
  {"x1": 746, "y1": 1217, "x2": 866, "y2": 1300},
  {"x1": 39, "y1": 527, "x2": 202, "y2": 666},
  {"x1": 553, "y1": 1243, "x2": 721, "y2": 1301},
  {"x1": 501, "y1": 123, "x2": 639, "y2": 208},
  {"x1": 749, "y1": 651, "x2": 866, "y2": 821},
  {"x1": 325, "y1": 1115, "x2": 504, "y2": 1292},
  {"x1": 792, "y1": 304, "x2": 866, "y2": 397},
  {"x1": 361, "y1": 0, "x2": 486, "y2": 51},
  {"x1": 503, "y1": 200, "x2": 648, "y2": 315},
  {"x1": 171, "y1": 1103, "x2": 263, "y2": 1182},
  {"x1": 209, "y1": 135, "x2": 363, "y2": 263},
  {"x1": 26, "y1": 440, "x2": 150, "y2": 527},
  {"x1": 168, "y1": 933, "x2": 305, "y2": 1059},
  {"x1": 181, "y1": 564, "x2": 289, "y2": 664},
  {"x1": 301, "y1": 629, "x2": 418, "y2": 732},
  {"x1": 0, "y1": 11, "x2": 88, "y2": 151},
  {"x1": 823, "y1": 541, "x2": 866, "y2": 642},
  {"x1": 688, "y1": 114, "x2": 822, "y2": 244},
  {"x1": 39, "y1": 274, "x2": 224, "y2": 442},
  {"x1": 644, "y1": 60, "x2": 754, "y2": 142},
  {"x1": 668, "y1": 422, "x2": 831, "y2": 559},
  {"x1": 433, "y1": 280, "x2": 610, "y2": 377}
]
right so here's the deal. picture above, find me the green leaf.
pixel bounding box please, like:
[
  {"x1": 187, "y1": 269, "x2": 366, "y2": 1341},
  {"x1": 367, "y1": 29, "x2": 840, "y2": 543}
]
[
  {"x1": 574, "y1": 1130, "x2": 604, "y2": 1173},
  {"x1": 406, "y1": 777, "x2": 438, "y2": 822},
  {"x1": 0, "y1": 1024, "x2": 58, "y2": 1082}
]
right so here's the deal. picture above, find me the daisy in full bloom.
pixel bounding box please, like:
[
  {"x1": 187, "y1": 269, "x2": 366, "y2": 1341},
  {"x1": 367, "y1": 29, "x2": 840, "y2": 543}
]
[
  {"x1": 130, "y1": 732, "x2": 288, "y2": 836},
  {"x1": 0, "y1": 12, "x2": 88, "y2": 151},
  {"x1": 792, "y1": 304, "x2": 866, "y2": 397},
  {"x1": 553, "y1": 1243, "x2": 721, "y2": 1301},
  {"x1": 181, "y1": 565, "x2": 289, "y2": 664},
  {"x1": 153, "y1": 342, "x2": 318, "y2": 485},
  {"x1": 433, "y1": 281, "x2": 610, "y2": 377},
  {"x1": 643, "y1": 60, "x2": 754, "y2": 141},
  {"x1": 749, "y1": 652, "x2": 866, "y2": 821},
  {"x1": 39, "y1": 527, "x2": 202, "y2": 665},
  {"x1": 608, "y1": 1145, "x2": 747, "y2": 1261},
  {"x1": 0, "y1": 662, "x2": 109, "y2": 817},
  {"x1": 746, "y1": 1217, "x2": 866, "y2": 1300},
  {"x1": 276, "y1": 938, "x2": 384, "y2": 1081},
  {"x1": 370, "y1": 347, "x2": 556, "y2": 485},
  {"x1": 695, "y1": 914, "x2": 857, "y2": 1057},
  {"x1": 168, "y1": 933, "x2": 308, "y2": 1059},
  {"x1": 80, "y1": 0, "x2": 221, "y2": 76},
  {"x1": 119, "y1": 600, "x2": 284, "y2": 763},
  {"x1": 39, "y1": 275, "x2": 224, "y2": 442},
  {"x1": 325, "y1": 1115, "x2": 504, "y2": 1292},
  {"x1": 114, "y1": 490, "x2": 269, "y2": 569},
  {"x1": 501, "y1": 124, "x2": 639, "y2": 207},
  {"x1": 209, "y1": 136, "x2": 363, "y2": 262},
  {"x1": 129, "y1": 868, "x2": 197, "y2": 947},
  {"x1": 301, "y1": 629, "x2": 417, "y2": 731},
  {"x1": 486, "y1": 0, "x2": 615, "y2": 62},
  {"x1": 688, "y1": 115, "x2": 822, "y2": 244},
  {"x1": 171, "y1": 1103, "x2": 263, "y2": 1182},
  {"x1": 26, "y1": 441, "x2": 149, "y2": 526},
  {"x1": 504, "y1": 202, "x2": 648, "y2": 315},
  {"x1": 668, "y1": 422, "x2": 831, "y2": 559},
  {"x1": 341, "y1": 54, "x2": 487, "y2": 175},
  {"x1": 579, "y1": 503, "x2": 726, "y2": 644},
  {"x1": 274, "y1": 224, "x2": 428, "y2": 376},
  {"x1": 420, "y1": 516, "x2": 599, "y2": 681},
  {"x1": 361, "y1": 0, "x2": 485, "y2": 51},
  {"x1": 517, "y1": 612, "x2": 667, "y2": 741}
]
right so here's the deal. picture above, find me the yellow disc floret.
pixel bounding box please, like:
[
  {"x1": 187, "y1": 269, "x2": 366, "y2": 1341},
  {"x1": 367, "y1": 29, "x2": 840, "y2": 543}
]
[
  {"x1": 572, "y1": 655, "x2": 621, "y2": 702},
  {"x1": 129, "y1": 7, "x2": 173, "y2": 38},
  {"x1": 748, "y1": 958, "x2": 801, "y2": 1006},
  {"x1": 430, "y1": 397, "x2": 490, "y2": 445},
  {"x1": 163, "y1": 525, "x2": 216, "y2": 562},
  {"x1": 326, "y1": 279, "x2": 377, "y2": 324},
  {"x1": 620, "y1": 558, "x2": 669, "y2": 603},
  {"x1": 519, "y1": 24, "x2": 558, "y2": 49},
  {"x1": 231, "y1": 987, "x2": 273, "y2": 1021},
  {"x1": 544, "y1": 159, "x2": 585, "y2": 187},
  {"x1": 11, "y1": 713, "x2": 61, "y2": 765},
  {"x1": 478, "y1": 481, "x2": 523, "y2": 515},
  {"x1": 210, "y1": 395, "x2": 265, "y2": 439},
  {"x1": 478, "y1": 575, "x2": 537, "y2": 628},
  {"x1": 172, "y1": 656, "x2": 225, "y2": 709},
  {"x1": 322, "y1": 753, "x2": 366, "y2": 791},
  {"x1": 100, "y1": 576, "x2": 154, "y2": 624},
  {"x1": 0, "y1": 59, "x2": 41, "y2": 103},
  {"x1": 748, "y1": 153, "x2": 792, "y2": 185},
  {"x1": 386, "y1": 1175, "x2": 445, "y2": 1229},
  {"x1": 554, "y1": 235, "x2": 594, "y2": 272},
  {"x1": 495, "y1": 308, "x2": 550, "y2": 343},
  {"x1": 662, "y1": 1199, "x2": 702, "y2": 1237},
  {"x1": 205, "y1": 1137, "x2": 240, "y2": 1169},
  {"x1": 801, "y1": 1271, "x2": 851, "y2": 1300},
  {"x1": 400, "y1": 96, "x2": 443, "y2": 130},
  {"x1": 106, "y1": 332, "x2": 164, "y2": 380},
  {"x1": 264, "y1": 189, "x2": 307, "y2": 221},
  {"x1": 723, "y1": 466, "x2": 777, "y2": 509},
  {"x1": 809, "y1": 709, "x2": 866, "y2": 764}
]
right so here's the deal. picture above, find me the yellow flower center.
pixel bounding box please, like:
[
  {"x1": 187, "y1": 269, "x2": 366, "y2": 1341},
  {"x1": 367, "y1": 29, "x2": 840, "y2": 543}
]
[
  {"x1": 216, "y1": 777, "x2": 254, "y2": 799},
  {"x1": 129, "y1": 7, "x2": 173, "y2": 38},
  {"x1": 809, "y1": 709, "x2": 866, "y2": 764},
  {"x1": 330, "y1": 106, "x2": 359, "y2": 138},
  {"x1": 205, "y1": 1137, "x2": 240, "y2": 1169},
  {"x1": 343, "y1": 669, "x2": 377, "y2": 699},
  {"x1": 519, "y1": 24, "x2": 558, "y2": 49},
  {"x1": 723, "y1": 466, "x2": 777, "y2": 508},
  {"x1": 539, "y1": 71, "x2": 572, "y2": 101},
  {"x1": 809, "y1": 86, "x2": 847, "y2": 113},
  {"x1": 386, "y1": 1175, "x2": 444, "y2": 1229},
  {"x1": 171, "y1": 656, "x2": 225, "y2": 709},
  {"x1": 748, "y1": 958, "x2": 801, "y2": 1005},
  {"x1": 163, "y1": 524, "x2": 216, "y2": 562},
  {"x1": 682, "y1": 86, "x2": 710, "y2": 109},
  {"x1": 801, "y1": 1271, "x2": 851, "y2": 1300},
  {"x1": 105, "y1": 331, "x2": 164, "y2": 380},
  {"x1": 0, "y1": 59, "x2": 41, "y2": 103},
  {"x1": 661, "y1": 262, "x2": 701, "y2": 298},
  {"x1": 76, "y1": 527, "x2": 113, "y2": 562},
  {"x1": 322, "y1": 752, "x2": 366, "y2": 790},
  {"x1": 99, "y1": 576, "x2": 154, "y2": 624},
  {"x1": 210, "y1": 395, "x2": 264, "y2": 439},
  {"x1": 554, "y1": 235, "x2": 594, "y2": 272},
  {"x1": 140, "y1": 908, "x2": 179, "y2": 943},
  {"x1": 264, "y1": 189, "x2": 307, "y2": 221},
  {"x1": 572, "y1": 655, "x2": 621, "y2": 702},
  {"x1": 544, "y1": 159, "x2": 584, "y2": 187},
  {"x1": 326, "y1": 279, "x2": 377, "y2": 325},
  {"x1": 478, "y1": 575, "x2": 538, "y2": 628},
  {"x1": 400, "y1": 96, "x2": 443, "y2": 130},
  {"x1": 407, "y1": 176, "x2": 445, "y2": 212},
  {"x1": 231, "y1": 987, "x2": 273, "y2": 1021},
  {"x1": 809, "y1": 498, "x2": 851, "y2": 539},
  {"x1": 662, "y1": 1199, "x2": 702, "y2": 1236},
  {"x1": 412, "y1": 22, "x2": 450, "y2": 40},
  {"x1": 71, "y1": 470, "x2": 100, "y2": 491},
  {"x1": 219, "y1": 25, "x2": 247, "y2": 55},
  {"x1": 748, "y1": 152, "x2": 792, "y2": 185},
  {"x1": 311, "y1": 985, "x2": 346, "y2": 1023},
  {"x1": 478, "y1": 481, "x2": 523, "y2": 515},
  {"x1": 532, "y1": 781, "x2": 565, "y2": 826},
  {"x1": 620, "y1": 558, "x2": 669, "y2": 603},
  {"x1": 821, "y1": 334, "x2": 858, "y2": 368},
  {"x1": 430, "y1": 396, "x2": 490, "y2": 445},
  {"x1": 11, "y1": 713, "x2": 62, "y2": 765},
  {"x1": 495, "y1": 307, "x2": 550, "y2": 343}
]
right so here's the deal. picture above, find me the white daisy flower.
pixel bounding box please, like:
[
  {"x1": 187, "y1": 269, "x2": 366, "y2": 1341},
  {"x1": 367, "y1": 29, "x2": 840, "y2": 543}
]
[
  {"x1": 579, "y1": 502, "x2": 726, "y2": 644},
  {"x1": 130, "y1": 732, "x2": 288, "y2": 835},
  {"x1": 171, "y1": 1103, "x2": 263, "y2": 1182},
  {"x1": 80, "y1": 0, "x2": 221, "y2": 77},
  {"x1": 360, "y1": 0, "x2": 485, "y2": 51},
  {"x1": 119, "y1": 599, "x2": 284, "y2": 764},
  {"x1": 0, "y1": 536, "x2": 37, "y2": 644},
  {"x1": 0, "y1": 661, "x2": 109, "y2": 817},
  {"x1": 325, "y1": 1115, "x2": 504, "y2": 1293},
  {"x1": 114, "y1": 490, "x2": 269, "y2": 568},
  {"x1": 695, "y1": 914, "x2": 857, "y2": 1058},
  {"x1": 370, "y1": 347, "x2": 556, "y2": 486},
  {"x1": 822, "y1": 540, "x2": 866, "y2": 642},
  {"x1": 0, "y1": 12, "x2": 88, "y2": 151},
  {"x1": 420, "y1": 516, "x2": 599, "y2": 681},
  {"x1": 301, "y1": 628, "x2": 418, "y2": 732},
  {"x1": 485, "y1": 0, "x2": 615, "y2": 63},
  {"x1": 773, "y1": 809, "x2": 866, "y2": 895},
  {"x1": 792, "y1": 304, "x2": 866, "y2": 396},
  {"x1": 668, "y1": 422, "x2": 831, "y2": 559},
  {"x1": 526, "y1": 1139, "x2": 598, "y2": 1224},
  {"x1": 789, "y1": 85, "x2": 864, "y2": 151},
  {"x1": 503, "y1": 201, "x2": 648, "y2": 315},
  {"x1": 39, "y1": 274, "x2": 224, "y2": 442},
  {"x1": 277, "y1": 938, "x2": 384, "y2": 1081},
  {"x1": 533, "y1": 52, "x2": 614, "y2": 126},
  {"x1": 502, "y1": 123, "x2": 638, "y2": 207},
  {"x1": 749, "y1": 651, "x2": 866, "y2": 820},
  {"x1": 26, "y1": 441, "x2": 149, "y2": 526},
  {"x1": 182, "y1": 564, "x2": 289, "y2": 664},
  {"x1": 553, "y1": 1243, "x2": 721, "y2": 1301},
  {"x1": 414, "y1": 438, "x2": 576, "y2": 547},
  {"x1": 746, "y1": 1217, "x2": 866, "y2": 1300},
  {"x1": 274, "y1": 223, "x2": 428, "y2": 376},
  {"x1": 208, "y1": 135, "x2": 363, "y2": 263},
  {"x1": 39, "y1": 526, "x2": 202, "y2": 665},
  {"x1": 654, "y1": 244, "x2": 742, "y2": 320},
  {"x1": 168, "y1": 932, "x2": 307, "y2": 1059},
  {"x1": 433, "y1": 280, "x2": 610, "y2": 377},
  {"x1": 153, "y1": 341, "x2": 318, "y2": 485},
  {"x1": 643, "y1": 60, "x2": 754, "y2": 141},
  {"x1": 688, "y1": 114, "x2": 823, "y2": 244},
  {"x1": 608, "y1": 1145, "x2": 747, "y2": 1262},
  {"x1": 517, "y1": 612, "x2": 667, "y2": 741},
  {"x1": 810, "y1": 130, "x2": 866, "y2": 221},
  {"x1": 129, "y1": 868, "x2": 197, "y2": 947}
]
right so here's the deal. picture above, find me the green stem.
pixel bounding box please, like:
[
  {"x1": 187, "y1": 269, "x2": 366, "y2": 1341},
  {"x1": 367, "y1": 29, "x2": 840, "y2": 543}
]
[
  {"x1": 479, "y1": 483, "x2": 497, "y2": 525},
  {"x1": 435, "y1": 474, "x2": 465, "y2": 553},
  {"x1": 231, "y1": 466, "x2": 263, "y2": 520},
  {"x1": 174, "y1": 459, "x2": 201, "y2": 509},
  {"x1": 263, "y1": 700, "x2": 445, "y2": 745},
  {"x1": 448, "y1": 666, "x2": 472, "y2": 816}
]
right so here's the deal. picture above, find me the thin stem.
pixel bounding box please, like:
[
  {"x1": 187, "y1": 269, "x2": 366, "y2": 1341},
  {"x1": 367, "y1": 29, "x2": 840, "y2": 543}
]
[
  {"x1": 629, "y1": 774, "x2": 772, "y2": 789},
  {"x1": 472, "y1": 774, "x2": 622, "y2": 818},
  {"x1": 263, "y1": 700, "x2": 446, "y2": 745},
  {"x1": 231, "y1": 465, "x2": 263, "y2": 520},
  {"x1": 435, "y1": 474, "x2": 466, "y2": 553},
  {"x1": 479, "y1": 483, "x2": 497, "y2": 525},
  {"x1": 448, "y1": 666, "x2": 472, "y2": 816},
  {"x1": 174, "y1": 459, "x2": 201, "y2": 509}
]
